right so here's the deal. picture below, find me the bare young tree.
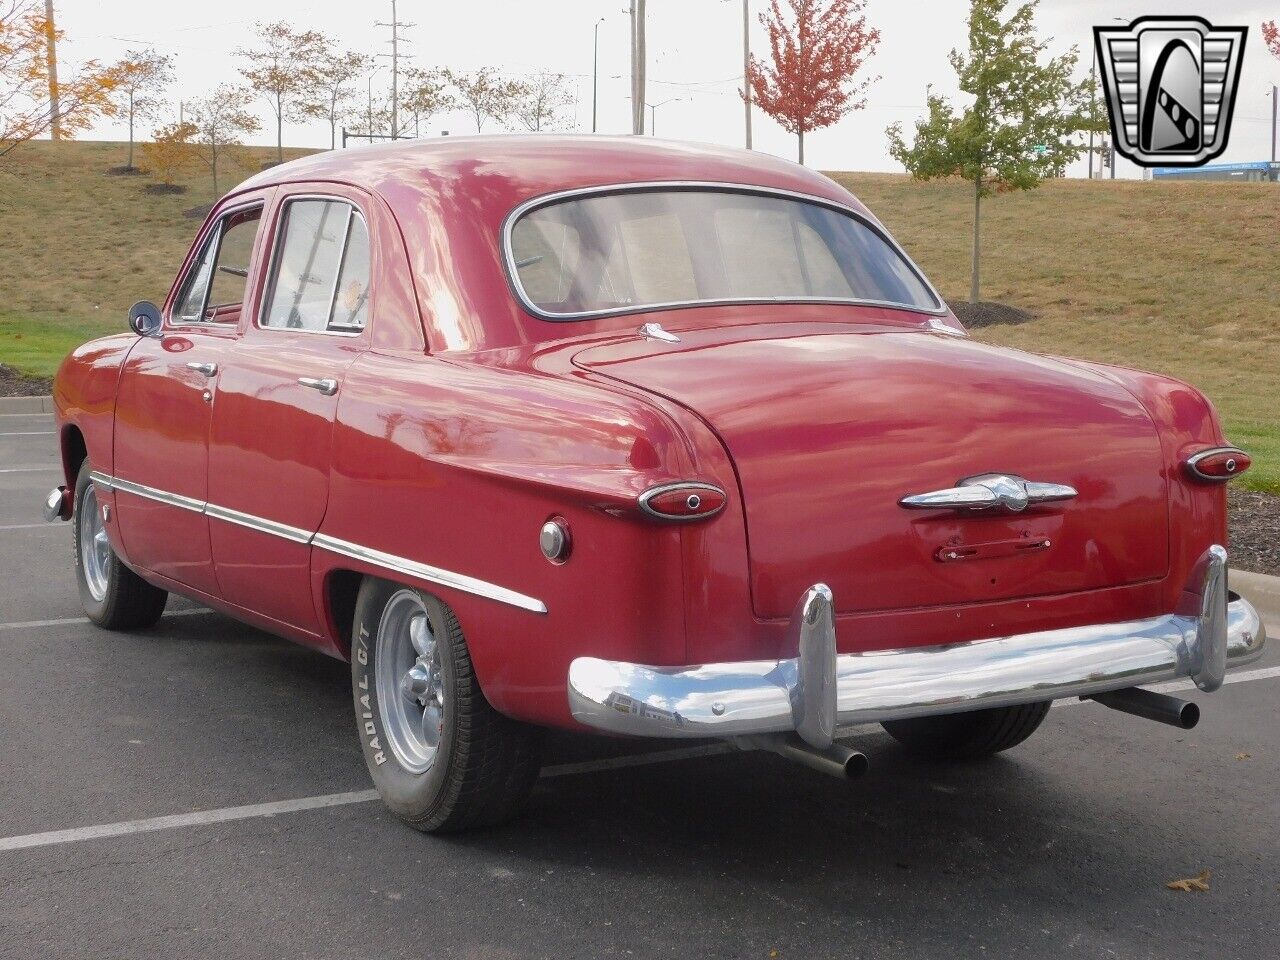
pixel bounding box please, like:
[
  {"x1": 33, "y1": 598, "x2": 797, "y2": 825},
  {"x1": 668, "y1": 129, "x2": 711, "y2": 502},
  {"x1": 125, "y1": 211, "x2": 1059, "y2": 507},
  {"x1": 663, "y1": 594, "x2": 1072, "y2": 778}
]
[
  {"x1": 188, "y1": 86, "x2": 261, "y2": 197},
  {"x1": 514, "y1": 71, "x2": 575, "y2": 132},
  {"x1": 236, "y1": 21, "x2": 328, "y2": 163},
  {"x1": 115, "y1": 48, "x2": 173, "y2": 170},
  {"x1": 308, "y1": 47, "x2": 373, "y2": 149},
  {"x1": 443, "y1": 67, "x2": 525, "y2": 132},
  {"x1": 400, "y1": 67, "x2": 455, "y2": 137}
]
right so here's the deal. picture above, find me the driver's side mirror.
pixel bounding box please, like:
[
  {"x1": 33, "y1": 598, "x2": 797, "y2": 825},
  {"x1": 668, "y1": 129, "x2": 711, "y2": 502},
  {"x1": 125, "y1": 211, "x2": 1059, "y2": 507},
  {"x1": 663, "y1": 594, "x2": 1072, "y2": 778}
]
[{"x1": 128, "y1": 301, "x2": 163, "y2": 338}]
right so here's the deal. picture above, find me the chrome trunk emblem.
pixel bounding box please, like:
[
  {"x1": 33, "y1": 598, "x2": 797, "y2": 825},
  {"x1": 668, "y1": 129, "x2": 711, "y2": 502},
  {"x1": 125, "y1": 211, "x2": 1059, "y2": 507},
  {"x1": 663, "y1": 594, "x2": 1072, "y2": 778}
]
[{"x1": 899, "y1": 474, "x2": 1078, "y2": 513}]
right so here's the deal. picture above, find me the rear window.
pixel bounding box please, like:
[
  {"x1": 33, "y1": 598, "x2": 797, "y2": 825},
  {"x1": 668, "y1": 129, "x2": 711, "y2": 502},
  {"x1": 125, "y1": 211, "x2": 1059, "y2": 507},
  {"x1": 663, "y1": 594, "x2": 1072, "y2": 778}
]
[{"x1": 507, "y1": 188, "x2": 941, "y2": 319}]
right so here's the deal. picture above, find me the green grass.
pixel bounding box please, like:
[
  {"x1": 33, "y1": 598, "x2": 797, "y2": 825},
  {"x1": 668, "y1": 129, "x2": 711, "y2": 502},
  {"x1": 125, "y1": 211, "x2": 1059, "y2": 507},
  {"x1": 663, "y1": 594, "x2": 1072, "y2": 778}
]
[{"x1": 0, "y1": 142, "x2": 1275, "y2": 491}]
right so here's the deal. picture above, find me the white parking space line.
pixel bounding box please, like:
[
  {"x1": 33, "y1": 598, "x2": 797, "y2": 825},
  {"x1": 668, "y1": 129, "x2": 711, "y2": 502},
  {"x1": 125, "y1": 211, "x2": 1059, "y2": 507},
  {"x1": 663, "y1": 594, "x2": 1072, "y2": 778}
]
[
  {"x1": 0, "y1": 645, "x2": 1275, "y2": 854},
  {"x1": 0, "y1": 466, "x2": 58, "y2": 474},
  {"x1": 0, "y1": 413, "x2": 52, "y2": 418},
  {"x1": 0, "y1": 608, "x2": 213, "y2": 631},
  {"x1": 0, "y1": 523, "x2": 58, "y2": 531},
  {"x1": 0, "y1": 431, "x2": 54, "y2": 436},
  {"x1": 0, "y1": 790, "x2": 382, "y2": 853},
  {"x1": 1057, "y1": 663, "x2": 1280, "y2": 704}
]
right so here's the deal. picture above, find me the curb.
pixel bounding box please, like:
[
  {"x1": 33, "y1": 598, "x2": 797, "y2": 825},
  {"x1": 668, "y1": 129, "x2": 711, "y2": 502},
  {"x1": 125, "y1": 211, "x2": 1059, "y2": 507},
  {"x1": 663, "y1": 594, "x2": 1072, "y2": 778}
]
[
  {"x1": 0, "y1": 395, "x2": 54, "y2": 414},
  {"x1": 1232, "y1": 568, "x2": 1280, "y2": 621}
]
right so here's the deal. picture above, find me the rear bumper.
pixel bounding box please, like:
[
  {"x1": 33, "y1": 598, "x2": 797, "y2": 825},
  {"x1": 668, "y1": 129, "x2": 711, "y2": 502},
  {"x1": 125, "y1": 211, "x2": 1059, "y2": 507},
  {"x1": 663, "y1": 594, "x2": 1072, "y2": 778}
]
[{"x1": 567, "y1": 546, "x2": 1267, "y2": 748}]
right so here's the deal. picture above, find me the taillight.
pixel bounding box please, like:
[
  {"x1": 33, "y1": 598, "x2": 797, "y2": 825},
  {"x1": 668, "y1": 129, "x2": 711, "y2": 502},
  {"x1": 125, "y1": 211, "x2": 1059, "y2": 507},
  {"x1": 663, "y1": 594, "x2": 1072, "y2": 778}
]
[
  {"x1": 1185, "y1": 446, "x2": 1251, "y2": 483},
  {"x1": 638, "y1": 482, "x2": 727, "y2": 522}
]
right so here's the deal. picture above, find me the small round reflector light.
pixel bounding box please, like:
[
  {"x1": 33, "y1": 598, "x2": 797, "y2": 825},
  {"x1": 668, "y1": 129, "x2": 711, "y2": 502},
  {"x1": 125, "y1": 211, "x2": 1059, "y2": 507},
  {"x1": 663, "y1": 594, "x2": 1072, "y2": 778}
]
[
  {"x1": 1185, "y1": 447, "x2": 1251, "y2": 483},
  {"x1": 638, "y1": 483, "x2": 727, "y2": 522},
  {"x1": 539, "y1": 518, "x2": 571, "y2": 563}
]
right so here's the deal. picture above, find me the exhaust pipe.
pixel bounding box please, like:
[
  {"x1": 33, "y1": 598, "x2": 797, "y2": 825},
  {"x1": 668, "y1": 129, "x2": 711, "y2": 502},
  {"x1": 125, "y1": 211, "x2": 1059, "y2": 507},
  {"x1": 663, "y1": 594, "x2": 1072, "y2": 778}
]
[
  {"x1": 735, "y1": 734, "x2": 869, "y2": 780},
  {"x1": 1087, "y1": 687, "x2": 1200, "y2": 729}
]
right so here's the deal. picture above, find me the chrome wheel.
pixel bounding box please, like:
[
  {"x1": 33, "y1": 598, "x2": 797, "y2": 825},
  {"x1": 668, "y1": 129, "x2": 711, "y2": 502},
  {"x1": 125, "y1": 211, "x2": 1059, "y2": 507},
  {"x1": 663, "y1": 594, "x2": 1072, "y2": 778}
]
[
  {"x1": 79, "y1": 483, "x2": 110, "y2": 603},
  {"x1": 374, "y1": 589, "x2": 444, "y2": 774}
]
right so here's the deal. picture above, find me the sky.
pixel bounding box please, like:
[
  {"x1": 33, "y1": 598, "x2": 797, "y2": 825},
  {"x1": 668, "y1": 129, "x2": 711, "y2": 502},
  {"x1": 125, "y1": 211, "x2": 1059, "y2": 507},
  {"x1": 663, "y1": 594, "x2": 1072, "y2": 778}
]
[{"x1": 53, "y1": 0, "x2": 1280, "y2": 178}]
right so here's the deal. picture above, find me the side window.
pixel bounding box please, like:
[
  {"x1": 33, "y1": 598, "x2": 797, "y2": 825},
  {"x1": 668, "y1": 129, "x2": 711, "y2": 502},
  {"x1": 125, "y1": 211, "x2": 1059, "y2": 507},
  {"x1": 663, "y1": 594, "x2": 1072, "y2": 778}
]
[
  {"x1": 173, "y1": 207, "x2": 263, "y2": 324},
  {"x1": 262, "y1": 199, "x2": 370, "y2": 333}
]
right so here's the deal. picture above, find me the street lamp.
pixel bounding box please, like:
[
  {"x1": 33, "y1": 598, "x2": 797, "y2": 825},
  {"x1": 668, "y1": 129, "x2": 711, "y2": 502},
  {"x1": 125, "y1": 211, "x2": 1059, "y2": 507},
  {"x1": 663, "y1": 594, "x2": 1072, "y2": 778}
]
[
  {"x1": 593, "y1": 17, "x2": 606, "y2": 133},
  {"x1": 646, "y1": 97, "x2": 681, "y2": 136}
]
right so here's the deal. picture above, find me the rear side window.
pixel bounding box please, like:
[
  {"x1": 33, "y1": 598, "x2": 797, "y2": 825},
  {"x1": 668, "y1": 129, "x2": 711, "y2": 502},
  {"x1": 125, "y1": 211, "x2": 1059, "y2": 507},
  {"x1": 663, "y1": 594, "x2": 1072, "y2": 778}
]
[
  {"x1": 261, "y1": 199, "x2": 371, "y2": 333},
  {"x1": 173, "y1": 207, "x2": 263, "y2": 324}
]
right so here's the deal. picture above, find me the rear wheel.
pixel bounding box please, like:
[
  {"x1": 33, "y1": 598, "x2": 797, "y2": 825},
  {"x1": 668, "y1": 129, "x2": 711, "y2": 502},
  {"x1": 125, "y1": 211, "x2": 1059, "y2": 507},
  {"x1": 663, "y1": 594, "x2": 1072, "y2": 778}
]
[
  {"x1": 882, "y1": 702, "x2": 1051, "y2": 761},
  {"x1": 73, "y1": 460, "x2": 168, "y2": 630},
  {"x1": 351, "y1": 577, "x2": 543, "y2": 832}
]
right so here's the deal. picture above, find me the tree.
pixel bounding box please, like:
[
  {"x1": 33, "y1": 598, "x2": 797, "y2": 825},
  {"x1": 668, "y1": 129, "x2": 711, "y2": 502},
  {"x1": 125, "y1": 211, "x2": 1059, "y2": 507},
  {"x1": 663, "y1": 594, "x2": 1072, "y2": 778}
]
[
  {"x1": 1, "y1": 0, "x2": 122, "y2": 160},
  {"x1": 515, "y1": 71, "x2": 574, "y2": 132},
  {"x1": 886, "y1": 0, "x2": 1090, "y2": 304},
  {"x1": 400, "y1": 67, "x2": 454, "y2": 137},
  {"x1": 189, "y1": 86, "x2": 260, "y2": 197},
  {"x1": 747, "y1": 0, "x2": 880, "y2": 164},
  {"x1": 1264, "y1": 21, "x2": 1280, "y2": 61},
  {"x1": 142, "y1": 120, "x2": 196, "y2": 186},
  {"x1": 115, "y1": 48, "x2": 173, "y2": 170},
  {"x1": 444, "y1": 67, "x2": 525, "y2": 132},
  {"x1": 236, "y1": 21, "x2": 327, "y2": 163},
  {"x1": 308, "y1": 47, "x2": 372, "y2": 149}
]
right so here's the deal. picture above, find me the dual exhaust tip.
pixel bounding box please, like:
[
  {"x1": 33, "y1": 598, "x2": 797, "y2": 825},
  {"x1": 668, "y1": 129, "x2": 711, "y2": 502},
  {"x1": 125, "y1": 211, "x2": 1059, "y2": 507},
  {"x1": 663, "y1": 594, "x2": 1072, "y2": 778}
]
[{"x1": 743, "y1": 686, "x2": 1199, "y2": 781}]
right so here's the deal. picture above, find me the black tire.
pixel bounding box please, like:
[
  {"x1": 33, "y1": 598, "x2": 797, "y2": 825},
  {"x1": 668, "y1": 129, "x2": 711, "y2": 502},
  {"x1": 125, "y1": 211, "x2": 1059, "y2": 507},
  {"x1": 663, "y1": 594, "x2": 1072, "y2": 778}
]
[
  {"x1": 73, "y1": 460, "x2": 168, "y2": 630},
  {"x1": 351, "y1": 577, "x2": 543, "y2": 832},
  {"x1": 882, "y1": 702, "x2": 1051, "y2": 761}
]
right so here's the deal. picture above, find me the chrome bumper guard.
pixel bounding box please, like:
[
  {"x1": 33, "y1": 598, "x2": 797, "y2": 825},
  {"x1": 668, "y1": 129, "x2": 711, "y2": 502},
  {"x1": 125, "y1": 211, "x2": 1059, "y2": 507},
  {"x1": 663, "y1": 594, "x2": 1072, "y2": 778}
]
[{"x1": 567, "y1": 546, "x2": 1267, "y2": 749}]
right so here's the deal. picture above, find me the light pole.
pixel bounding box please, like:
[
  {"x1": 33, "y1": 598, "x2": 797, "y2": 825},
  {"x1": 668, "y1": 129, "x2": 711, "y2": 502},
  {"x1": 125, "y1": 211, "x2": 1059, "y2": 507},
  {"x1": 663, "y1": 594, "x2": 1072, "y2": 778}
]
[
  {"x1": 1090, "y1": 17, "x2": 1127, "y2": 179},
  {"x1": 593, "y1": 17, "x2": 606, "y2": 133},
  {"x1": 742, "y1": 0, "x2": 752, "y2": 149},
  {"x1": 646, "y1": 97, "x2": 681, "y2": 136}
]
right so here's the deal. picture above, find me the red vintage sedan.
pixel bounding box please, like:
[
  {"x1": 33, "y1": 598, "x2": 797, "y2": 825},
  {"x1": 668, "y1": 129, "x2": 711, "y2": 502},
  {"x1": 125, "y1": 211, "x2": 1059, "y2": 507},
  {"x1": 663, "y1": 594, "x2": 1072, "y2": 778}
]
[{"x1": 47, "y1": 137, "x2": 1265, "y2": 831}]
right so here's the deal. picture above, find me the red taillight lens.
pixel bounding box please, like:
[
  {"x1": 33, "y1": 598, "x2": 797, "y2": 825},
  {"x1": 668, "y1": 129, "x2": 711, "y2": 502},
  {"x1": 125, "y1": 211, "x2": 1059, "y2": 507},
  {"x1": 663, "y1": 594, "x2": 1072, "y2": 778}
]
[
  {"x1": 1185, "y1": 447, "x2": 1251, "y2": 482},
  {"x1": 638, "y1": 483, "x2": 727, "y2": 521}
]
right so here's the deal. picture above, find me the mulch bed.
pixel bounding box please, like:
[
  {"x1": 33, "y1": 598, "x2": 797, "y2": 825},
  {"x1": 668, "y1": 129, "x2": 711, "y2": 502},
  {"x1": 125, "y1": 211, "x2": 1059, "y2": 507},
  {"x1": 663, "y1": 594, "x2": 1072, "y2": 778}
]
[
  {"x1": 948, "y1": 300, "x2": 1035, "y2": 329},
  {"x1": 1228, "y1": 488, "x2": 1280, "y2": 578},
  {"x1": 107, "y1": 165, "x2": 144, "y2": 177},
  {"x1": 183, "y1": 203, "x2": 213, "y2": 219},
  {"x1": 0, "y1": 363, "x2": 52, "y2": 397},
  {"x1": 144, "y1": 182, "x2": 187, "y2": 195}
]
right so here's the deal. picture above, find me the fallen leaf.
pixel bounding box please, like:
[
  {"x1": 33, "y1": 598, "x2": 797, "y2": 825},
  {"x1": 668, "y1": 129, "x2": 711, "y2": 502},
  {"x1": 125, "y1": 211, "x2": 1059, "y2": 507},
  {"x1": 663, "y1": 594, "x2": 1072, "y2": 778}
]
[
  {"x1": 1235, "y1": 752, "x2": 1251, "y2": 761},
  {"x1": 1167, "y1": 869, "x2": 1211, "y2": 892}
]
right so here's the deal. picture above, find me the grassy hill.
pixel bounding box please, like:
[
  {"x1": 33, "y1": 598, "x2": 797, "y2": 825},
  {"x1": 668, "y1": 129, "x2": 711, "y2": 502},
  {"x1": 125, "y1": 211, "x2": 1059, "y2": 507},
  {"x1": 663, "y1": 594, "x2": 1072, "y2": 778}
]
[{"x1": 0, "y1": 140, "x2": 1275, "y2": 492}]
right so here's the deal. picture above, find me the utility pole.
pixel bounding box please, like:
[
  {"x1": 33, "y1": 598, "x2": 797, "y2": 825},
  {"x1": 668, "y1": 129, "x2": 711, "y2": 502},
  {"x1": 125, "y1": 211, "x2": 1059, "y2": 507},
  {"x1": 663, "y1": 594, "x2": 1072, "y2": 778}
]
[
  {"x1": 376, "y1": 0, "x2": 414, "y2": 139},
  {"x1": 1087, "y1": 42, "x2": 1096, "y2": 180},
  {"x1": 593, "y1": 17, "x2": 605, "y2": 133},
  {"x1": 1272, "y1": 84, "x2": 1277, "y2": 165},
  {"x1": 630, "y1": 0, "x2": 646, "y2": 134},
  {"x1": 742, "y1": 0, "x2": 752, "y2": 149},
  {"x1": 43, "y1": 0, "x2": 61, "y2": 140}
]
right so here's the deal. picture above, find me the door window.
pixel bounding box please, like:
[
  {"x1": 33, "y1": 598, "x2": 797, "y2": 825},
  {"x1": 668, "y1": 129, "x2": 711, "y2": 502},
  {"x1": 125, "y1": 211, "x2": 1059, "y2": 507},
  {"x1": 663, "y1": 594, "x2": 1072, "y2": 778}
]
[
  {"x1": 261, "y1": 199, "x2": 371, "y2": 333},
  {"x1": 173, "y1": 207, "x2": 263, "y2": 324}
]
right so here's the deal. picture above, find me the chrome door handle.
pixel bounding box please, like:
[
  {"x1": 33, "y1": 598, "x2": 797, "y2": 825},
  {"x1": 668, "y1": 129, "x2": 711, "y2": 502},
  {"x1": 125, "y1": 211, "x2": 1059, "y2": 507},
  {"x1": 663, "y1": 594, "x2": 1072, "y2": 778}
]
[
  {"x1": 186, "y1": 362, "x2": 218, "y2": 377},
  {"x1": 297, "y1": 377, "x2": 338, "y2": 396}
]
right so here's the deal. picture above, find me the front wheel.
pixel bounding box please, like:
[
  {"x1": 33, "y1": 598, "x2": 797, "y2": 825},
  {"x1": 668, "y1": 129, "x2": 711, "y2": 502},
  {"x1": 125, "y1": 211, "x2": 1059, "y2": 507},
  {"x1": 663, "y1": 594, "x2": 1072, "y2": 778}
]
[
  {"x1": 73, "y1": 460, "x2": 168, "y2": 630},
  {"x1": 351, "y1": 578, "x2": 543, "y2": 832},
  {"x1": 882, "y1": 702, "x2": 1051, "y2": 761}
]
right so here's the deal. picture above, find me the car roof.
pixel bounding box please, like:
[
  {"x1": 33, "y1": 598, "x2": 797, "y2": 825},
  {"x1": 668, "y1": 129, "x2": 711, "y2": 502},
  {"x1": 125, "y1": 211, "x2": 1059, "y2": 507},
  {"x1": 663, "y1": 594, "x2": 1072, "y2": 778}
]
[{"x1": 234, "y1": 135, "x2": 869, "y2": 217}]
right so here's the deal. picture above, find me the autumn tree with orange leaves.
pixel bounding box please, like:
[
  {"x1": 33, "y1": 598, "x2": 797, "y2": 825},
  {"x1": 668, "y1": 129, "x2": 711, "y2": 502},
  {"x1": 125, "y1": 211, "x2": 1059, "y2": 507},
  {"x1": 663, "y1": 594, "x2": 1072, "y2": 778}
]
[
  {"x1": 1, "y1": 0, "x2": 122, "y2": 161},
  {"x1": 1264, "y1": 20, "x2": 1280, "y2": 60},
  {"x1": 747, "y1": 0, "x2": 880, "y2": 165}
]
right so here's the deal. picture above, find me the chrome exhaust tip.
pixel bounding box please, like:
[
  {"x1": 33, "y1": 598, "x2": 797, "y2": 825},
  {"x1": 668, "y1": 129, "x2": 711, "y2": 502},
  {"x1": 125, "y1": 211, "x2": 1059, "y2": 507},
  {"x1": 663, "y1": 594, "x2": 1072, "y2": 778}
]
[
  {"x1": 735, "y1": 734, "x2": 869, "y2": 780},
  {"x1": 1087, "y1": 687, "x2": 1201, "y2": 729}
]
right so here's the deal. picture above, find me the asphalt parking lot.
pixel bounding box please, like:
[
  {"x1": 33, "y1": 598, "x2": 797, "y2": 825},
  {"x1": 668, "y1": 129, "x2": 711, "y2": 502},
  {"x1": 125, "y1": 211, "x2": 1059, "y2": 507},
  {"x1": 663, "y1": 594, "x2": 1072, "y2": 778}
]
[{"x1": 1, "y1": 409, "x2": 1278, "y2": 960}]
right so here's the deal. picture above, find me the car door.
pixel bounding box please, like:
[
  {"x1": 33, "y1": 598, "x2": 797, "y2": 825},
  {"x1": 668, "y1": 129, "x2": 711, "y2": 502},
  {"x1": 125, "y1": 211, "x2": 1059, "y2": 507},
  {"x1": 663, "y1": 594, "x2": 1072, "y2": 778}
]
[
  {"x1": 112, "y1": 196, "x2": 272, "y2": 596},
  {"x1": 207, "y1": 192, "x2": 374, "y2": 634}
]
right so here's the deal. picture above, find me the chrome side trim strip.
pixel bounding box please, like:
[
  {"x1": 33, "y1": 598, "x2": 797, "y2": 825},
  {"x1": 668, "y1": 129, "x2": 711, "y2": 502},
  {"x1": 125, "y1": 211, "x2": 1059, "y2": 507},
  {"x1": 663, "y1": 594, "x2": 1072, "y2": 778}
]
[
  {"x1": 312, "y1": 534, "x2": 549, "y2": 615},
  {"x1": 203, "y1": 502, "x2": 314, "y2": 545},
  {"x1": 94, "y1": 472, "x2": 204, "y2": 514},
  {"x1": 88, "y1": 471, "x2": 548, "y2": 614}
]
